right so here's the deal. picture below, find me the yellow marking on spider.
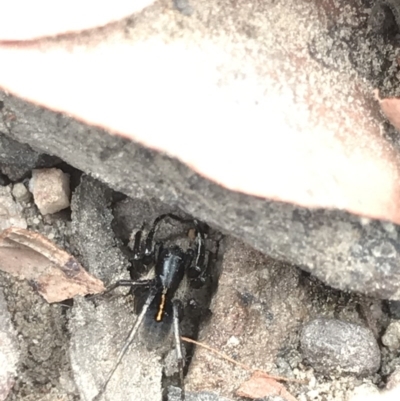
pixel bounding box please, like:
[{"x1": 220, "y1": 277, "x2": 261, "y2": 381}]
[{"x1": 156, "y1": 289, "x2": 168, "y2": 322}]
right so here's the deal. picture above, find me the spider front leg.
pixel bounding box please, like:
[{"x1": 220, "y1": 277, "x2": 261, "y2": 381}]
[
  {"x1": 187, "y1": 222, "x2": 208, "y2": 285},
  {"x1": 102, "y1": 279, "x2": 153, "y2": 296},
  {"x1": 129, "y1": 225, "x2": 163, "y2": 283},
  {"x1": 131, "y1": 214, "x2": 173, "y2": 273},
  {"x1": 96, "y1": 224, "x2": 156, "y2": 298},
  {"x1": 130, "y1": 224, "x2": 154, "y2": 275}
]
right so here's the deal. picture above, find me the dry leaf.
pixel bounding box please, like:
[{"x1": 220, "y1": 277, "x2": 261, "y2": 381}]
[
  {"x1": 0, "y1": 227, "x2": 105, "y2": 302},
  {"x1": 237, "y1": 371, "x2": 298, "y2": 401},
  {"x1": 375, "y1": 90, "x2": 400, "y2": 132}
]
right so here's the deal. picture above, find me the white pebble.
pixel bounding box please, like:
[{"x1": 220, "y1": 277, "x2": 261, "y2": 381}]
[
  {"x1": 382, "y1": 321, "x2": 400, "y2": 351},
  {"x1": 12, "y1": 182, "x2": 31, "y2": 203},
  {"x1": 30, "y1": 168, "x2": 70, "y2": 215}
]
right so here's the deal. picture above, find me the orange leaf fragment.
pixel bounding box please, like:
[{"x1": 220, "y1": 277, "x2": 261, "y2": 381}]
[
  {"x1": 375, "y1": 90, "x2": 400, "y2": 132},
  {"x1": 237, "y1": 371, "x2": 298, "y2": 401},
  {"x1": 0, "y1": 227, "x2": 105, "y2": 302}
]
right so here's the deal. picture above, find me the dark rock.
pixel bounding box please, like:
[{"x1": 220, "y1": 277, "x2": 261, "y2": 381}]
[
  {"x1": 300, "y1": 318, "x2": 381, "y2": 376},
  {"x1": 388, "y1": 300, "x2": 400, "y2": 319},
  {"x1": 2, "y1": 94, "x2": 400, "y2": 299},
  {"x1": 0, "y1": 131, "x2": 60, "y2": 181},
  {"x1": 0, "y1": 172, "x2": 10, "y2": 186}
]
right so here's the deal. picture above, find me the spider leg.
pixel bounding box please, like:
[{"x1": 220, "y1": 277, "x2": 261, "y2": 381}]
[
  {"x1": 193, "y1": 220, "x2": 206, "y2": 272},
  {"x1": 86, "y1": 280, "x2": 153, "y2": 303},
  {"x1": 103, "y1": 279, "x2": 153, "y2": 295},
  {"x1": 130, "y1": 223, "x2": 163, "y2": 277},
  {"x1": 132, "y1": 224, "x2": 144, "y2": 260},
  {"x1": 186, "y1": 220, "x2": 208, "y2": 285},
  {"x1": 93, "y1": 285, "x2": 158, "y2": 401},
  {"x1": 130, "y1": 224, "x2": 154, "y2": 275},
  {"x1": 172, "y1": 299, "x2": 185, "y2": 401}
]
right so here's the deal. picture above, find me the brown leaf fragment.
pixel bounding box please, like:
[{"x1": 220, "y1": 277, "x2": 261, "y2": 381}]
[
  {"x1": 0, "y1": 227, "x2": 105, "y2": 303},
  {"x1": 236, "y1": 371, "x2": 298, "y2": 401},
  {"x1": 375, "y1": 90, "x2": 400, "y2": 132}
]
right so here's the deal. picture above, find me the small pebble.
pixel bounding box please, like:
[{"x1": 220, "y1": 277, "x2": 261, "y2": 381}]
[
  {"x1": 12, "y1": 182, "x2": 31, "y2": 203},
  {"x1": 226, "y1": 336, "x2": 240, "y2": 347},
  {"x1": 0, "y1": 185, "x2": 27, "y2": 230},
  {"x1": 382, "y1": 321, "x2": 400, "y2": 351},
  {"x1": 173, "y1": 0, "x2": 194, "y2": 16},
  {"x1": 300, "y1": 318, "x2": 381, "y2": 375},
  {"x1": 386, "y1": 366, "x2": 400, "y2": 391},
  {"x1": 349, "y1": 382, "x2": 380, "y2": 401},
  {"x1": 30, "y1": 168, "x2": 70, "y2": 215},
  {"x1": 308, "y1": 375, "x2": 317, "y2": 388},
  {"x1": 306, "y1": 389, "x2": 320, "y2": 399}
]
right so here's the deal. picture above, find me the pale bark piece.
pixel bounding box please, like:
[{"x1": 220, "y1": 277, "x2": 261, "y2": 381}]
[
  {"x1": 236, "y1": 371, "x2": 298, "y2": 401},
  {"x1": 0, "y1": 227, "x2": 105, "y2": 302}
]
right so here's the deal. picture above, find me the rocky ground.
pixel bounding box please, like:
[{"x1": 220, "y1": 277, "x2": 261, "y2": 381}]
[{"x1": 1, "y1": 158, "x2": 400, "y2": 401}]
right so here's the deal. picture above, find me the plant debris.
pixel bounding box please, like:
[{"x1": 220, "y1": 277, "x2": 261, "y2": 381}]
[
  {"x1": 0, "y1": 227, "x2": 104, "y2": 302},
  {"x1": 236, "y1": 371, "x2": 298, "y2": 401}
]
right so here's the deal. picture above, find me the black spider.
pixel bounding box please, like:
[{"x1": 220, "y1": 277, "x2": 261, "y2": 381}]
[{"x1": 93, "y1": 213, "x2": 209, "y2": 401}]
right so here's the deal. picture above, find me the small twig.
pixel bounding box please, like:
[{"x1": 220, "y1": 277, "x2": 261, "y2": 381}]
[{"x1": 181, "y1": 336, "x2": 306, "y2": 384}]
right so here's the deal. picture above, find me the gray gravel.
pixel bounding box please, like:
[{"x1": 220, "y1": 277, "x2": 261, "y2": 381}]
[{"x1": 0, "y1": 289, "x2": 19, "y2": 401}]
